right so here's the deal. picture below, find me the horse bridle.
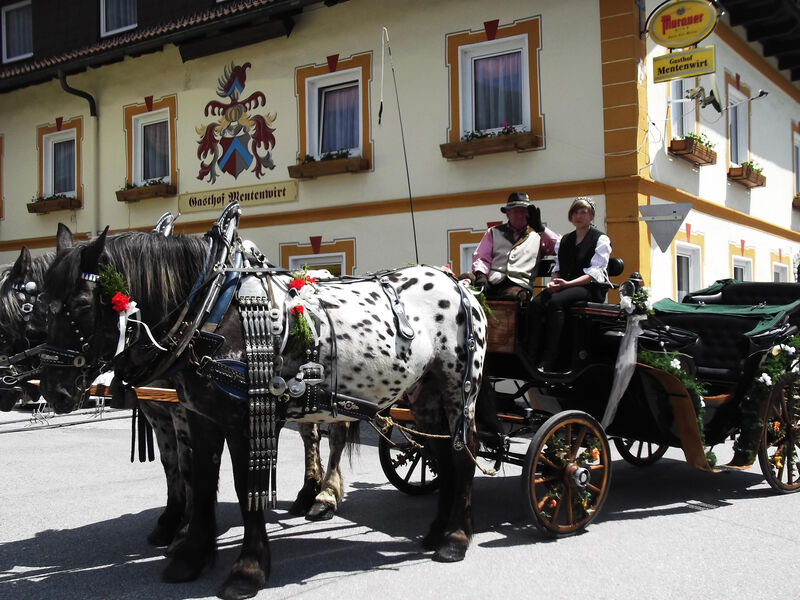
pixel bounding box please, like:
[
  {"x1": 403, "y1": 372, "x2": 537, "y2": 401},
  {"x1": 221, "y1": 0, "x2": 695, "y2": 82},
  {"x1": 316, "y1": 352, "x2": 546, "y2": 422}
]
[
  {"x1": 0, "y1": 279, "x2": 47, "y2": 388},
  {"x1": 39, "y1": 273, "x2": 121, "y2": 402}
]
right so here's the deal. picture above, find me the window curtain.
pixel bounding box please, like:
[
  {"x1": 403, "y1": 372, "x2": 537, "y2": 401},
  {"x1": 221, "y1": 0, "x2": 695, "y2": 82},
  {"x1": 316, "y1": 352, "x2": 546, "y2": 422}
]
[
  {"x1": 729, "y1": 104, "x2": 740, "y2": 164},
  {"x1": 105, "y1": 0, "x2": 136, "y2": 31},
  {"x1": 5, "y1": 3, "x2": 32, "y2": 58},
  {"x1": 143, "y1": 121, "x2": 168, "y2": 180},
  {"x1": 319, "y1": 84, "x2": 358, "y2": 154},
  {"x1": 473, "y1": 51, "x2": 522, "y2": 131},
  {"x1": 53, "y1": 139, "x2": 75, "y2": 195}
]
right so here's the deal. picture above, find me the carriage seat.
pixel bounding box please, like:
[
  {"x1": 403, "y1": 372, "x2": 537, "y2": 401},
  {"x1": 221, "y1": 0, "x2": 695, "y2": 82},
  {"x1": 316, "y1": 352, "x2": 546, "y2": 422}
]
[{"x1": 649, "y1": 299, "x2": 800, "y2": 385}]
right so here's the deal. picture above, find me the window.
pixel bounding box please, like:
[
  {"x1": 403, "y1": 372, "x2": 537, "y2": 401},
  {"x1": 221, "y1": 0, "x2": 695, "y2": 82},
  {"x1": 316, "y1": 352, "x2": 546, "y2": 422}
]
[
  {"x1": 675, "y1": 243, "x2": 701, "y2": 301},
  {"x1": 124, "y1": 96, "x2": 177, "y2": 188},
  {"x1": 37, "y1": 118, "x2": 83, "y2": 203},
  {"x1": 459, "y1": 243, "x2": 479, "y2": 276},
  {"x1": 2, "y1": 1, "x2": 32, "y2": 64},
  {"x1": 793, "y1": 126, "x2": 800, "y2": 195},
  {"x1": 289, "y1": 253, "x2": 345, "y2": 277},
  {"x1": 728, "y1": 86, "x2": 748, "y2": 165},
  {"x1": 732, "y1": 256, "x2": 752, "y2": 282},
  {"x1": 101, "y1": 0, "x2": 136, "y2": 37},
  {"x1": 445, "y1": 17, "x2": 542, "y2": 145},
  {"x1": 773, "y1": 263, "x2": 789, "y2": 283},
  {"x1": 670, "y1": 79, "x2": 687, "y2": 139},
  {"x1": 459, "y1": 36, "x2": 528, "y2": 134},
  {"x1": 306, "y1": 69, "x2": 361, "y2": 158}
]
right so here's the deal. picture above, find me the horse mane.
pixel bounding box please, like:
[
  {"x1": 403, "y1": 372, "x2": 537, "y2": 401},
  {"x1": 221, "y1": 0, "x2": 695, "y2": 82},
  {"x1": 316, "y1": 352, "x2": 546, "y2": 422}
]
[
  {"x1": 0, "y1": 252, "x2": 54, "y2": 336},
  {"x1": 46, "y1": 232, "x2": 208, "y2": 322}
]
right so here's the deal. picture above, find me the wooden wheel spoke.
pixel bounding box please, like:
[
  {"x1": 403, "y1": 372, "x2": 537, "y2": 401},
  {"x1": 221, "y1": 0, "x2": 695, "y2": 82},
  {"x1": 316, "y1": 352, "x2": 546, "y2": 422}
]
[
  {"x1": 588, "y1": 463, "x2": 606, "y2": 472},
  {"x1": 534, "y1": 475, "x2": 559, "y2": 486},
  {"x1": 563, "y1": 486, "x2": 574, "y2": 525},
  {"x1": 402, "y1": 453, "x2": 422, "y2": 484},
  {"x1": 586, "y1": 483, "x2": 601, "y2": 494},
  {"x1": 538, "y1": 453, "x2": 560, "y2": 471},
  {"x1": 570, "y1": 425, "x2": 588, "y2": 458}
]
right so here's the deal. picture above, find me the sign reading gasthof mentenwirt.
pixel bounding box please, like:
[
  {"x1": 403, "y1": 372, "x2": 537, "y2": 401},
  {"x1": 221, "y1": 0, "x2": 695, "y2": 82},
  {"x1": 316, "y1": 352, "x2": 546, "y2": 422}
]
[
  {"x1": 647, "y1": 0, "x2": 718, "y2": 49},
  {"x1": 179, "y1": 181, "x2": 298, "y2": 214},
  {"x1": 653, "y1": 45, "x2": 715, "y2": 83}
]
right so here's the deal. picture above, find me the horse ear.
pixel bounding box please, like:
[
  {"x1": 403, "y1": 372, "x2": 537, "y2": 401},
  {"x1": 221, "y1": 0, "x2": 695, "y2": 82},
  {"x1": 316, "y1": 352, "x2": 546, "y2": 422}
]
[
  {"x1": 56, "y1": 223, "x2": 74, "y2": 254},
  {"x1": 79, "y1": 227, "x2": 109, "y2": 273},
  {"x1": 10, "y1": 245, "x2": 31, "y2": 282}
]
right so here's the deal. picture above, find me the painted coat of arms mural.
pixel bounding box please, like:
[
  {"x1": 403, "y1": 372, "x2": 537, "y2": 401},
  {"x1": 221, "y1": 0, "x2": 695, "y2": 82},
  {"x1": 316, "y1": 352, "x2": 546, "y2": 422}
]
[{"x1": 197, "y1": 62, "x2": 277, "y2": 183}]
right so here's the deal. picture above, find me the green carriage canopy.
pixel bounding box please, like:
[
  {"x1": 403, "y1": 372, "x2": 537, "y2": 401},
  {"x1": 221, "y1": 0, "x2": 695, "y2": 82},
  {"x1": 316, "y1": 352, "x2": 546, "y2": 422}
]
[{"x1": 652, "y1": 298, "x2": 800, "y2": 337}]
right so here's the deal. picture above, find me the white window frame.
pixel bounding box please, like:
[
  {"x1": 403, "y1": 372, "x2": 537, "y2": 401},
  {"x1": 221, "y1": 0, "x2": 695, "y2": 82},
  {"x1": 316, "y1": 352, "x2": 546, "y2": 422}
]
[
  {"x1": 728, "y1": 87, "x2": 748, "y2": 166},
  {"x1": 459, "y1": 243, "x2": 479, "y2": 275},
  {"x1": 289, "y1": 252, "x2": 346, "y2": 277},
  {"x1": 42, "y1": 129, "x2": 76, "y2": 198},
  {"x1": 458, "y1": 34, "x2": 530, "y2": 135},
  {"x1": 793, "y1": 130, "x2": 800, "y2": 195},
  {"x1": 305, "y1": 68, "x2": 362, "y2": 160},
  {"x1": 100, "y1": 0, "x2": 137, "y2": 37},
  {"x1": 675, "y1": 242, "x2": 701, "y2": 301},
  {"x1": 132, "y1": 109, "x2": 171, "y2": 186},
  {"x1": 2, "y1": 0, "x2": 32, "y2": 64},
  {"x1": 732, "y1": 256, "x2": 753, "y2": 282},
  {"x1": 773, "y1": 263, "x2": 789, "y2": 283},
  {"x1": 670, "y1": 79, "x2": 687, "y2": 139}
]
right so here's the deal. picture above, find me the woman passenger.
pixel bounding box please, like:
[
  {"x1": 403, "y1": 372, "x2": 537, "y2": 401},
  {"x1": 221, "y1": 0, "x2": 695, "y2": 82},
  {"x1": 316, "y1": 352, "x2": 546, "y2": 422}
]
[{"x1": 532, "y1": 197, "x2": 611, "y2": 372}]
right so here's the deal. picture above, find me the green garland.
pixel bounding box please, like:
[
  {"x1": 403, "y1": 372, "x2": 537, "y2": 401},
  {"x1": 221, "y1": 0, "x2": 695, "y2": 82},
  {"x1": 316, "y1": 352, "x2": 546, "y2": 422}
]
[
  {"x1": 732, "y1": 335, "x2": 800, "y2": 464},
  {"x1": 638, "y1": 350, "x2": 715, "y2": 466},
  {"x1": 98, "y1": 264, "x2": 129, "y2": 300}
]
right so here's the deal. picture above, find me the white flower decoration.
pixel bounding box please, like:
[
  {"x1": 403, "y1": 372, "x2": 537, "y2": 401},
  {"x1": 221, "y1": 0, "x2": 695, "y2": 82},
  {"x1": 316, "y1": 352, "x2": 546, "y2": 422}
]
[
  {"x1": 758, "y1": 373, "x2": 773, "y2": 386},
  {"x1": 670, "y1": 358, "x2": 681, "y2": 370}
]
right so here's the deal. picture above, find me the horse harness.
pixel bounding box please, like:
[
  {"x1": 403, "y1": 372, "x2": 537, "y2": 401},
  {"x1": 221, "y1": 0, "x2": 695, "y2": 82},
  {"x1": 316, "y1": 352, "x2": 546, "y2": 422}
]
[{"x1": 38, "y1": 201, "x2": 481, "y2": 512}]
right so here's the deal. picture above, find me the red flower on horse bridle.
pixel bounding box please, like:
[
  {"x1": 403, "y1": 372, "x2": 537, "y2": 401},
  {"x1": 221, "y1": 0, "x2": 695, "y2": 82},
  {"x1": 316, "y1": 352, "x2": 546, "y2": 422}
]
[{"x1": 110, "y1": 291, "x2": 131, "y2": 313}]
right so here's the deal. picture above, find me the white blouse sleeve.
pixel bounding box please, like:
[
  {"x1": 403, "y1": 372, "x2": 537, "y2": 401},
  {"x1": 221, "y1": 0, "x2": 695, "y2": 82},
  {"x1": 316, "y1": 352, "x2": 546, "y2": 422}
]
[
  {"x1": 551, "y1": 238, "x2": 561, "y2": 274},
  {"x1": 584, "y1": 234, "x2": 611, "y2": 283}
]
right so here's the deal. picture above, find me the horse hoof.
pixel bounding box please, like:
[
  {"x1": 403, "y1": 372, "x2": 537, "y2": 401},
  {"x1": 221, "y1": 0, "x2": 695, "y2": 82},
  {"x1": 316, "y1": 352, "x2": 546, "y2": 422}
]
[
  {"x1": 146, "y1": 523, "x2": 177, "y2": 547},
  {"x1": 162, "y1": 550, "x2": 215, "y2": 583},
  {"x1": 421, "y1": 527, "x2": 444, "y2": 551},
  {"x1": 305, "y1": 501, "x2": 335, "y2": 521},
  {"x1": 432, "y1": 539, "x2": 468, "y2": 563},
  {"x1": 217, "y1": 559, "x2": 268, "y2": 600},
  {"x1": 289, "y1": 481, "x2": 322, "y2": 516}
]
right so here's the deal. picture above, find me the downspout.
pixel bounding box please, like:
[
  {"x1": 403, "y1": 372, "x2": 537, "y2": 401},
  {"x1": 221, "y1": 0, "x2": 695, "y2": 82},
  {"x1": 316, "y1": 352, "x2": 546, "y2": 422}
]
[{"x1": 58, "y1": 70, "x2": 100, "y2": 237}]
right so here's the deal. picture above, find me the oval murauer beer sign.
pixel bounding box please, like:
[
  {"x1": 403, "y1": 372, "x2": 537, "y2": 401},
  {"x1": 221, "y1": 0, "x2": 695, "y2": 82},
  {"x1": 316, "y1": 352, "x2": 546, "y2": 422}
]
[{"x1": 648, "y1": 0, "x2": 718, "y2": 48}]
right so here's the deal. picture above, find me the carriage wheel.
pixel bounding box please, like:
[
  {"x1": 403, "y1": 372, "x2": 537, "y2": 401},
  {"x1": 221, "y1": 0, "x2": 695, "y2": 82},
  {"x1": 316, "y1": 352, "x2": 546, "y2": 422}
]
[
  {"x1": 378, "y1": 424, "x2": 440, "y2": 495},
  {"x1": 757, "y1": 375, "x2": 800, "y2": 494},
  {"x1": 522, "y1": 410, "x2": 611, "y2": 537},
  {"x1": 613, "y1": 438, "x2": 669, "y2": 467}
]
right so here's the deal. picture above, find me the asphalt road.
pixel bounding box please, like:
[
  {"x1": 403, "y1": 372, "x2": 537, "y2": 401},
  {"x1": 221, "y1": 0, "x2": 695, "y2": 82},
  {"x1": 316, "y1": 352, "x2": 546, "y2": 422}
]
[{"x1": 1, "y1": 404, "x2": 798, "y2": 600}]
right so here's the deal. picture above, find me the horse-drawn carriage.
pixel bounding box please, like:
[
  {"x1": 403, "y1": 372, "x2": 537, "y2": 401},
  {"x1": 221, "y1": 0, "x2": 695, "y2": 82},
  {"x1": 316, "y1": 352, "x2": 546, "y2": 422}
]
[
  {"x1": 4, "y1": 202, "x2": 799, "y2": 599},
  {"x1": 377, "y1": 265, "x2": 800, "y2": 537}
]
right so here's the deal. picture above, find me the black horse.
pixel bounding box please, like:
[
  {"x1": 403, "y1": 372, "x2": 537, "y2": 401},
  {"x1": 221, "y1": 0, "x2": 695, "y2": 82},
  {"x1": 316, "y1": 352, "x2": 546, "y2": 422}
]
[
  {"x1": 38, "y1": 222, "x2": 486, "y2": 599},
  {"x1": 0, "y1": 243, "x2": 201, "y2": 550}
]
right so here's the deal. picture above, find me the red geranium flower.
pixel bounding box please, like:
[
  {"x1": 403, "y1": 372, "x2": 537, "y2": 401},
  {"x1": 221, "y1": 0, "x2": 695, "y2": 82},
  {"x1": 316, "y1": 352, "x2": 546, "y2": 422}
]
[
  {"x1": 289, "y1": 278, "x2": 306, "y2": 291},
  {"x1": 111, "y1": 291, "x2": 130, "y2": 313},
  {"x1": 291, "y1": 304, "x2": 304, "y2": 316}
]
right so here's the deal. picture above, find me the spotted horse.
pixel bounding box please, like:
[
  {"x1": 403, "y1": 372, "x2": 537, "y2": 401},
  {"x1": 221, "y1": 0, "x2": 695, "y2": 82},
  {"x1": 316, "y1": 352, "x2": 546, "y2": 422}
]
[{"x1": 37, "y1": 202, "x2": 487, "y2": 600}]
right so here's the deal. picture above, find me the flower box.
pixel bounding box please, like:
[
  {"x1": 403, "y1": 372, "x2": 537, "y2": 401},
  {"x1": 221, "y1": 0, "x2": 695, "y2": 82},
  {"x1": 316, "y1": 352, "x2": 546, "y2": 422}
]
[
  {"x1": 668, "y1": 138, "x2": 716, "y2": 167},
  {"x1": 116, "y1": 183, "x2": 177, "y2": 202},
  {"x1": 26, "y1": 195, "x2": 82, "y2": 214},
  {"x1": 727, "y1": 166, "x2": 766, "y2": 188},
  {"x1": 287, "y1": 156, "x2": 370, "y2": 179},
  {"x1": 439, "y1": 131, "x2": 540, "y2": 160},
  {"x1": 792, "y1": 196, "x2": 800, "y2": 209}
]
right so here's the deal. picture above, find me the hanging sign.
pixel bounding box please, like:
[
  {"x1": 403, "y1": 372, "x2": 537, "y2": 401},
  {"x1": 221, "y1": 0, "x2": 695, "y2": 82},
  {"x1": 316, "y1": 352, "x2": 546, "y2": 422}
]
[
  {"x1": 178, "y1": 180, "x2": 298, "y2": 214},
  {"x1": 653, "y1": 45, "x2": 715, "y2": 83},
  {"x1": 647, "y1": 0, "x2": 718, "y2": 49}
]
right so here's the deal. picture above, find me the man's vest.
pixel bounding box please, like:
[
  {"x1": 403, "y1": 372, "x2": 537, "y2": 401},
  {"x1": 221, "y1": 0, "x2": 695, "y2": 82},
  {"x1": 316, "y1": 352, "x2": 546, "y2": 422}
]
[{"x1": 488, "y1": 224, "x2": 540, "y2": 288}]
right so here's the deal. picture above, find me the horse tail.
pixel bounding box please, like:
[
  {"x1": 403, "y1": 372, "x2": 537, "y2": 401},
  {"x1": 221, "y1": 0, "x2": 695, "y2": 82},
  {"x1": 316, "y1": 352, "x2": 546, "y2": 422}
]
[{"x1": 344, "y1": 420, "x2": 361, "y2": 464}]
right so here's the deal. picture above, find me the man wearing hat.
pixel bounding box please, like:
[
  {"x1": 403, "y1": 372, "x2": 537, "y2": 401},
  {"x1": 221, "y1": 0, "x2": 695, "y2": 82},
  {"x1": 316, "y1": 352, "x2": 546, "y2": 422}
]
[{"x1": 469, "y1": 192, "x2": 560, "y2": 298}]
